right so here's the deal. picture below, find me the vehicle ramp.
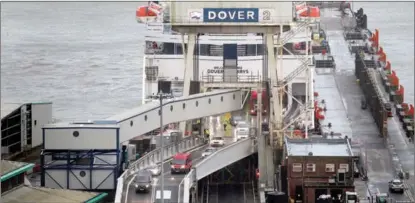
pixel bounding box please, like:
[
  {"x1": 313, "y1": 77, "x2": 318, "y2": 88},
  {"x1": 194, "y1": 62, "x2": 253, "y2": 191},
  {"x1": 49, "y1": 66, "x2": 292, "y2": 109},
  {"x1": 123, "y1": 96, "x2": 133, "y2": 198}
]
[
  {"x1": 179, "y1": 138, "x2": 256, "y2": 203},
  {"x1": 195, "y1": 138, "x2": 256, "y2": 180},
  {"x1": 106, "y1": 89, "x2": 243, "y2": 142}
]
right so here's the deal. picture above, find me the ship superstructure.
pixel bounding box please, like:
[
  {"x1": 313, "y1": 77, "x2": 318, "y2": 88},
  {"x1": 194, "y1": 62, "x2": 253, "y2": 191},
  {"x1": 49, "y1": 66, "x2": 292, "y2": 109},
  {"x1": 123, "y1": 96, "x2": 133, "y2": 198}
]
[{"x1": 137, "y1": 1, "x2": 330, "y2": 135}]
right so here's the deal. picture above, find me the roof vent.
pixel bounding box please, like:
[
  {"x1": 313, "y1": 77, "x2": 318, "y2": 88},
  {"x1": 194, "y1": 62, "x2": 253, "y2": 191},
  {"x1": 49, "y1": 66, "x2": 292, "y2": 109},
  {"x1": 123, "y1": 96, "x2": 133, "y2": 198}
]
[{"x1": 308, "y1": 152, "x2": 313, "y2": 156}]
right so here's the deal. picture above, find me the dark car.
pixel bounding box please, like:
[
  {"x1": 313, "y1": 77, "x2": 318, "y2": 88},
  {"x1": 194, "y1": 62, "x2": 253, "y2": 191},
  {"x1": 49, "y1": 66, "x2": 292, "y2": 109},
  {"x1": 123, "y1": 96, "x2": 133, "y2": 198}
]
[
  {"x1": 134, "y1": 170, "x2": 152, "y2": 193},
  {"x1": 361, "y1": 97, "x2": 367, "y2": 109}
]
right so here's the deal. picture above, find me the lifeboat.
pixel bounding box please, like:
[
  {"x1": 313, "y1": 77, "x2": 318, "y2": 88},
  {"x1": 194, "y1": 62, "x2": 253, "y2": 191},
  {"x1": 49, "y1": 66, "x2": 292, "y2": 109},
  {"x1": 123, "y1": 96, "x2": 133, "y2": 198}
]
[
  {"x1": 369, "y1": 29, "x2": 379, "y2": 48},
  {"x1": 136, "y1": 6, "x2": 157, "y2": 23},
  {"x1": 384, "y1": 61, "x2": 391, "y2": 71},
  {"x1": 296, "y1": 6, "x2": 320, "y2": 22}
]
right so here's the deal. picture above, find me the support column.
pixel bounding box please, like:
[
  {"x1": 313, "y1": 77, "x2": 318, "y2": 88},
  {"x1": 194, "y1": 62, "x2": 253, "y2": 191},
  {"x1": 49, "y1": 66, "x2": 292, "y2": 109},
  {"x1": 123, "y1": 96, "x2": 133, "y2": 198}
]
[
  {"x1": 266, "y1": 32, "x2": 278, "y2": 188},
  {"x1": 180, "y1": 33, "x2": 197, "y2": 133},
  {"x1": 257, "y1": 88, "x2": 267, "y2": 187}
]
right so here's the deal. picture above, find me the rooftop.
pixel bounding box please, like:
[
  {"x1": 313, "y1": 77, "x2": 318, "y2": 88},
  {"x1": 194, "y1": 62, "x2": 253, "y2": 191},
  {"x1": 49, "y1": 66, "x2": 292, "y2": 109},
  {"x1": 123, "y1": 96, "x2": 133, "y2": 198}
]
[
  {"x1": 43, "y1": 121, "x2": 119, "y2": 129},
  {"x1": 1, "y1": 103, "x2": 22, "y2": 120},
  {"x1": 2, "y1": 185, "x2": 107, "y2": 203},
  {"x1": 1, "y1": 160, "x2": 34, "y2": 182},
  {"x1": 1, "y1": 102, "x2": 52, "y2": 120},
  {"x1": 285, "y1": 137, "x2": 353, "y2": 157},
  {"x1": 314, "y1": 73, "x2": 353, "y2": 138}
]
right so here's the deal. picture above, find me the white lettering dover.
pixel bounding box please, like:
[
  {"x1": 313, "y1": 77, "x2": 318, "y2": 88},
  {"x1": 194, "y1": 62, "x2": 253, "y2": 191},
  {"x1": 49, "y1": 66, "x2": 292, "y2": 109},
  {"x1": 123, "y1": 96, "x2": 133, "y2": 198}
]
[
  {"x1": 208, "y1": 11, "x2": 216, "y2": 20},
  {"x1": 207, "y1": 10, "x2": 256, "y2": 21}
]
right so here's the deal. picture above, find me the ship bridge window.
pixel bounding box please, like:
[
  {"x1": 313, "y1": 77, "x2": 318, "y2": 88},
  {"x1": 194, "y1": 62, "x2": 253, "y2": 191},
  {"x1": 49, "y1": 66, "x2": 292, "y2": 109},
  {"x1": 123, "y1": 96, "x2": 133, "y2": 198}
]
[
  {"x1": 145, "y1": 41, "x2": 175, "y2": 55},
  {"x1": 257, "y1": 44, "x2": 265, "y2": 55},
  {"x1": 176, "y1": 43, "x2": 197, "y2": 55},
  {"x1": 199, "y1": 44, "x2": 209, "y2": 56},
  {"x1": 176, "y1": 43, "x2": 183, "y2": 55},
  {"x1": 209, "y1": 45, "x2": 223, "y2": 56},
  {"x1": 246, "y1": 45, "x2": 257, "y2": 56},
  {"x1": 162, "y1": 43, "x2": 174, "y2": 54}
]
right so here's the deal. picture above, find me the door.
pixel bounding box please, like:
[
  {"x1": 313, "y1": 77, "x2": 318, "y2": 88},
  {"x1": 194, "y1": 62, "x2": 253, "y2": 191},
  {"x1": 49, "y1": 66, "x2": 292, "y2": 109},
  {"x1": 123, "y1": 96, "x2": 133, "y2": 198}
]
[
  {"x1": 223, "y1": 44, "x2": 238, "y2": 83},
  {"x1": 295, "y1": 186, "x2": 304, "y2": 202}
]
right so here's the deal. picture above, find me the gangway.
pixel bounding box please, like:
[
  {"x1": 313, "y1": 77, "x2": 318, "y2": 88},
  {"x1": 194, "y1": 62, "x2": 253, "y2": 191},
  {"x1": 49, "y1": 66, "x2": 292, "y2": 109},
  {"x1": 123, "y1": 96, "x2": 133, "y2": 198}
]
[
  {"x1": 179, "y1": 138, "x2": 257, "y2": 203},
  {"x1": 105, "y1": 89, "x2": 243, "y2": 142}
]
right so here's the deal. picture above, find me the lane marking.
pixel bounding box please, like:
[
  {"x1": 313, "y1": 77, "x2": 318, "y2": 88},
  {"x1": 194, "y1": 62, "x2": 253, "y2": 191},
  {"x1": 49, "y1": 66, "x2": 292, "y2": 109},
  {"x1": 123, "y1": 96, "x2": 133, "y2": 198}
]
[
  {"x1": 125, "y1": 175, "x2": 137, "y2": 203},
  {"x1": 151, "y1": 178, "x2": 159, "y2": 203}
]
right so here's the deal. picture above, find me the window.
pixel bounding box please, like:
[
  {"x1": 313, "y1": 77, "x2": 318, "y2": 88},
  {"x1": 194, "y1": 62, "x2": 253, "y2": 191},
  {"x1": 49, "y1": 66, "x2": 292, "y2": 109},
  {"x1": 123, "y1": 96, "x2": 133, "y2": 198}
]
[
  {"x1": 306, "y1": 163, "x2": 316, "y2": 172},
  {"x1": 339, "y1": 164, "x2": 349, "y2": 172},
  {"x1": 257, "y1": 44, "x2": 265, "y2": 55},
  {"x1": 325, "y1": 164, "x2": 335, "y2": 172},
  {"x1": 246, "y1": 44, "x2": 257, "y2": 56},
  {"x1": 199, "y1": 44, "x2": 209, "y2": 56},
  {"x1": 292, "y1": 163, "x2": 302, "y2": 172}
]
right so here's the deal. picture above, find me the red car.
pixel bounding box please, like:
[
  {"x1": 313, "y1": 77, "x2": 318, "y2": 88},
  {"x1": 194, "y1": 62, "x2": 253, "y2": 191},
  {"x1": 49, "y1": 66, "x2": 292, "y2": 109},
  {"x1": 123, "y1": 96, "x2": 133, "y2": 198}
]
[{"x1": 170, "y1": 153, "x2": 192, "y2": 174}]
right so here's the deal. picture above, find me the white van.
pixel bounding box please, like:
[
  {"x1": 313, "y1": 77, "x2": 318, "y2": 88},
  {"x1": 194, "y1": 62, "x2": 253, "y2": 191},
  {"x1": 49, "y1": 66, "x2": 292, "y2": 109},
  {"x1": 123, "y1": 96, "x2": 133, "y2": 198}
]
[{"x1": 236, "y1": 123, "x2": 250, "y2": 141}]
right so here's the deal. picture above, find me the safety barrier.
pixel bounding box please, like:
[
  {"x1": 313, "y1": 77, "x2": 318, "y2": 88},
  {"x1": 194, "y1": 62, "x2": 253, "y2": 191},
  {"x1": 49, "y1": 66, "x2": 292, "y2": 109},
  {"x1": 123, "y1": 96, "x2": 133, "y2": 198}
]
[
  {"x1": 179, "y1": 138, "x2": 257, "y2": 203},
  {"x1": 114, "y1": 135, "x2": 206, "y2": 203}
]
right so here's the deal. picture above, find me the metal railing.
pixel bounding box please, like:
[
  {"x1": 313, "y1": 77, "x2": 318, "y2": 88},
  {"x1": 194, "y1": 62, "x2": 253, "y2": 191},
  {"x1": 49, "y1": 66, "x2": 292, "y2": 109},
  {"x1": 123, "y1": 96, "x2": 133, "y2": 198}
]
[
  {"x1": 170, "y1": 15, "x2": 294, "y2": 26},
  {"x1": 276, "y1": 58, "x2": 312, "y2": 88},
  {"x1": 114, "y1": 135, "x2": 206, "y2": 203},
  {"x1": 278, "y1": 20, "x2": 311, "y2": 45},
  {"x1": 201, "y1": 74, "x2": 262, "y2": 83},
  {"x1": 303, "y1": 179, "x2": 354, "y2": 186},
  {"x1": 178, "y1": 138, "x2": 256, "y2": 203}
]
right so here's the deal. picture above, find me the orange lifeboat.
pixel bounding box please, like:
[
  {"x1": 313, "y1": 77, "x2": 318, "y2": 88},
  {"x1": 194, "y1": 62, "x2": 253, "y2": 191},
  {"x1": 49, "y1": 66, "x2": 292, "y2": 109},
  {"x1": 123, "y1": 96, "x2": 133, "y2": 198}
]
[
  {"x1": 384, "y1": 61, "x2": 391, "y2": 71},
  {"x1": 314, "y1": 100, "x2": 325, "y2": 120},
  {"x1": 136, "y1": 6, "x2": 157, "y2": 23},
  {"x1": 408, "y1": 104, "x2": 414, "y2": 116},
  {"x1": 296, "y1": 6, "x2": 320, "y2": 19},
  {"x1": 370, "y1": 29, "x2": 379, "y2": 48}
]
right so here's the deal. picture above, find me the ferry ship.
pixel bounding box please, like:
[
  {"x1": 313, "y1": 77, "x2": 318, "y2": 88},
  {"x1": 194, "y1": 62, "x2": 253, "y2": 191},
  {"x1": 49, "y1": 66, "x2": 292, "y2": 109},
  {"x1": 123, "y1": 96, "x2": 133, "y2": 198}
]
[{"x1": 136, "y1": 1, "x2": 326, "y2": 136}]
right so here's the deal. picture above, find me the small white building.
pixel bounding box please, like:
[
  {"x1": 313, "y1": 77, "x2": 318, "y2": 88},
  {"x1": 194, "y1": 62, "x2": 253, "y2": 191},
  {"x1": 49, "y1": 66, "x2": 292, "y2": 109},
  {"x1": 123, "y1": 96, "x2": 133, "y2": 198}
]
[{"x1": 41, "y1": 121, "x2": 121, "y2": 191}]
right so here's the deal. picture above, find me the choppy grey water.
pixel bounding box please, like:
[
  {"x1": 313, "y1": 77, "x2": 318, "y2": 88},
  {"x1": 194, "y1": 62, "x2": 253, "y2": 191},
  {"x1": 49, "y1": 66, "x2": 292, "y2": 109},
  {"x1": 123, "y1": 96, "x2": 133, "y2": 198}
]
[{"x1": 1, "y1": 2, "x2": 414, "y2": 121}]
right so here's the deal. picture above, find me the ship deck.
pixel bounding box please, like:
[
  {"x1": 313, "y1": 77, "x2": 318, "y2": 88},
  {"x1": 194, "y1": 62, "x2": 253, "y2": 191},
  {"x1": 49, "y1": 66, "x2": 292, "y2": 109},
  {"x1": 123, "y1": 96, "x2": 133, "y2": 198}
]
[
  {"x1": 320, "y1": 7, "x2": 414, "y2": 201},
  {"x1": 314, "y1": 72, "x2": 353, "y2": 138}
]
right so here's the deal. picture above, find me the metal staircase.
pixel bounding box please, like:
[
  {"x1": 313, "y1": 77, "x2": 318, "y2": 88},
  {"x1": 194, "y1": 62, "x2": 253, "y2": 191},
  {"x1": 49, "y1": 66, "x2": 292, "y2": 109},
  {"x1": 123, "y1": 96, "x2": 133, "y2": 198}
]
[
  {"x1": 276, "y1": 58, "x2": 311, "y2": 87},
  {"x1": 277, "y1": 20, "x2": 311, "y2": 46},
  {"x1": 273, "y1": 100, "x2": 313, "y2": 145}
]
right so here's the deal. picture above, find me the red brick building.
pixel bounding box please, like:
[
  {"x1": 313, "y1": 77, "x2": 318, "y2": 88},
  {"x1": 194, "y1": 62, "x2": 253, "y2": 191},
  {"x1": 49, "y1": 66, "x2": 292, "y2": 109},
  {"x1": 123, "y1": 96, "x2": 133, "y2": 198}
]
[{"x1": 283, "y1": 137, "x2": 355, "y2": 203}]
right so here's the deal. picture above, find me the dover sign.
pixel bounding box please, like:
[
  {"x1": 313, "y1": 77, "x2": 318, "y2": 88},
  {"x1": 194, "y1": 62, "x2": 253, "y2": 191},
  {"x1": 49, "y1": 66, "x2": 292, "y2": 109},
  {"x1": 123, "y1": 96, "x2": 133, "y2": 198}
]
[
  {"x1": 203, "y1": 8, "x2": 259, "y2": 23},
  {"x1": 207, "y1": 66, "x2": 249, "y2": 74}
]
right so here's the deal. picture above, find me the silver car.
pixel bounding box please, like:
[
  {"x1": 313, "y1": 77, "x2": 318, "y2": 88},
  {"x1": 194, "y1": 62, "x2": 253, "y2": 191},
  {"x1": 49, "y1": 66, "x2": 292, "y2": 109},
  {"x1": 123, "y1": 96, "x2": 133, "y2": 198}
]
[
  {"x1": 388, "y1": 179, "x2": 404, "y2": 193},
  {"x1": 146, "y1": 164, "x2": 161, "y2": 176},
  {"x1": 202, "y1": 147, "x2": 217, "y2": 158},
  {"x1": 230, "y1": 116, "x2": 243, "y2": 126}
]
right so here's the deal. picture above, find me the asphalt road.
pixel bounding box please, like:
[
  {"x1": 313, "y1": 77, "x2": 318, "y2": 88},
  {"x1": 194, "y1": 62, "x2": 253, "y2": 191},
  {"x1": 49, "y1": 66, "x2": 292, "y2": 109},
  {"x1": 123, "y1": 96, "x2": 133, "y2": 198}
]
[
  {"x1": 321, "y1": 8, "x2": 413, "y2": 201},
  {"x1": 125, "y1": 115, "x2": 237, "y2": 203}
]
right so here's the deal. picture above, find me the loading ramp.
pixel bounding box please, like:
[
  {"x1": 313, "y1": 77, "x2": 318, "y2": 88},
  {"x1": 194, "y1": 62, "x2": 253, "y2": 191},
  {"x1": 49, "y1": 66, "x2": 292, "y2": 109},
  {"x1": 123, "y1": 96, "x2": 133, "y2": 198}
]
[{"x1": 106, "y1": 89, "x2": 243, "y2": 142}]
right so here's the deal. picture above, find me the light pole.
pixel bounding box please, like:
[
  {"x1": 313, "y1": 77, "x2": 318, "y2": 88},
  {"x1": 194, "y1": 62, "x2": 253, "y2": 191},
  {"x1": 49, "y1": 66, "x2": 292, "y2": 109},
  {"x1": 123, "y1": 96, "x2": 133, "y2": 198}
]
[{"x1": 159, "y1": 92, "x2": 165, "y2": 203}]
